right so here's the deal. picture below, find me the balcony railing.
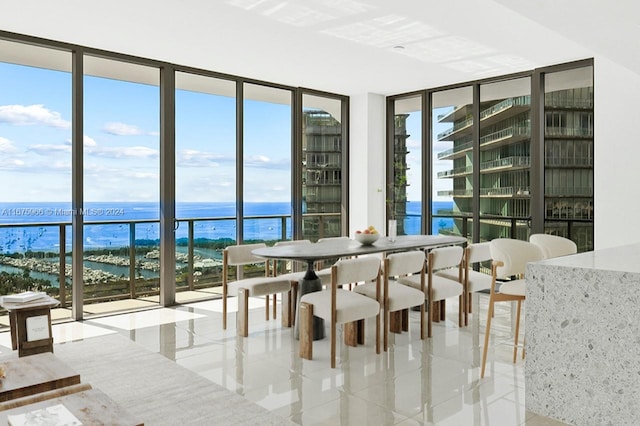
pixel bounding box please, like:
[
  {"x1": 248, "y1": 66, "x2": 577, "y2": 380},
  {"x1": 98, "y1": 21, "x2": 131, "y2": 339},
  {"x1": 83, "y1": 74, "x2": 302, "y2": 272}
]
[
  {"x1": 545, "y1": 127, "x2": 593, "y2": 138},
  {"x1": 437, "y1": 140, "x2": 473, "y2": 160},
  {"x1": 0, "y1": 212, "x2": 340, "y2": 308},
  {"x1": 437, "y1": 116, "x2": 473, "y2": 140},
  {"x1": 480, "y1": 96, "x2": 531, "y2": 121},
  {"x1": 480, "y1": 126, "x2": 530, "y2": 145},
  {"x1": 480, "y1": 156, "x2": 530, "y2": 172},
  {"x1": 437, "y1": 165, "x2": 474, "y2": 178},
  {"x1": 545, "y1": 156, "x2": 593, "y2": 167}
]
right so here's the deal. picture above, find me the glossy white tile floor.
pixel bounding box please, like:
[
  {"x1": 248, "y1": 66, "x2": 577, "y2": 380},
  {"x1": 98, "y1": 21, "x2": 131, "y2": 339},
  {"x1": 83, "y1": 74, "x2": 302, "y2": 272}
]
[{"x1": 0, "y1": 296, "x2": 566, "y2": 425}]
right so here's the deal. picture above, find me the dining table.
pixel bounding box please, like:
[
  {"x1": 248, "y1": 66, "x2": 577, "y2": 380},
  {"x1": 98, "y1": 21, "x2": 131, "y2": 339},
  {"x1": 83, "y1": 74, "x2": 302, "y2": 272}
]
[{"x1": 252, "y1": 234, "x2": 467, "y2": 340}]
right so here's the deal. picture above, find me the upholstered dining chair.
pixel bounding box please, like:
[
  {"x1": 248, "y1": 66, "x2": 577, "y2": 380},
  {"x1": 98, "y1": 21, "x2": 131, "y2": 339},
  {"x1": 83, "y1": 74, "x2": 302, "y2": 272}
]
[
  {"x1": 399, "y1": 246, "x2": 464, "y2": 337},
  {"x1": 529, "y1": 233, "x2": 577, "y2": 259},
  {"x1": 272, "y1": 239, "x2": 334, "y2": 327},
  {"x1": 480, "y1": 238, "x2": 544, "y2": 378},
  {"x1": 299, "y1": 256, "x2": 381, "y2": 368},
  {"x1": 222, "y1": 243, "x2": 292, "y2": 337},
  {"x1": 354, "y1": 251, "x2": 426, "y2": 351},
  {"x1": 438, "y1": 242, "x2": 493, "y2": 326}
]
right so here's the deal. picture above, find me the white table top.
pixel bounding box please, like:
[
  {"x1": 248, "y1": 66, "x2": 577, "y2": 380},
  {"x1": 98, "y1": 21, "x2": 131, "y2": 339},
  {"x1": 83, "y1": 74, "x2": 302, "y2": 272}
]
[
  {"x1": 252, "y1": 234, "x2": 467, "y2": 262},
  {"x1": 533, "y1": 242, "x2": 640, "y2": 274}
]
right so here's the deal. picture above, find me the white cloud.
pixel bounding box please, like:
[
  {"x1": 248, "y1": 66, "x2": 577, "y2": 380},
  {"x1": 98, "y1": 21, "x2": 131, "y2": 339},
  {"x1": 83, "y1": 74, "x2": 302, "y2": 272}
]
[
  {"x1": 177, "y1": 149, "x2": 233, "y2": 167},
  {"x1": 64, "y1": 135, "x2": 99, "y2": 147},
  {"x1": 0, "y1": 136, "x2": 18, "y2": 153},
  {"x1": 28, "y1": 144, "x2": 71, "y2": 155},
  {"x1": 0, "y1": 158, "x2": 25, "y2": 170},
  {"x1": 0, "y1": 104, "x2": 70, "y2": 129},
  {"x1": 90, "y1": 145, "x2": 158, "y2": 159},
  {"x1": 103, "y1": 122, "x2": 144, "y2": 136},
  {"x1": 245, "y1": 155, "x2": 290, "y2": 170}
]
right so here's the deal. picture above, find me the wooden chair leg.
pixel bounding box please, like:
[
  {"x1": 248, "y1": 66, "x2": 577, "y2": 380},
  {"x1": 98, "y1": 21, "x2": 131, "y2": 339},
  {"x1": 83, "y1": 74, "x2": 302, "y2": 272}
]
[
  {"x1": 299, "y1": 302, "x2": 313, "y2": 360},
  {"x1": 222, "y1": 289, "x2": 228, "y2": 330},
  {"x1": 331, "y1": 313, "x2": 337, "y2": 369},
  {"x1": 481, "y1": 297, "x2": 495, "y2": 378},
  {"x1": 238, "y1": 288, "x2": 249, "y2": 337},
  {"x1": 384, "y1": 307, "x2": 390, "y2": 352},
  {"x1": 389, "y1": 311, "x2": 402, "y2": 334},
  {"x1": 344, "y1": 322, "x2": 358, "y2": 347},
  {"x1": 375, "y1": 313, "x2": 380, "y2": 354},
  {"x1": 428, "y1": 300, "x2": 433, "y2": 338},
  {"x1": 273, "y1": 294, "x2": 277, "y2": 320},
  {"x1": 513, "y1": 299, "x2": 522, "y2": 364},
  {"x1": 458, "y1": 295, "x2": 463, "y2": 328},
  {"x1": 402, "y1": 309, "x2": 409, "y2": 332},
  {"x1": 420, "y1": 303, "x2": 425, "y2": 340},
  {"x1": 432, "y1": 301, "x2": 440, "y2": 323},
  {"x1": 357, "y1": 319, "x2": 365, "y2": 345},
  {"x1": 265, "y1": 295, "x2": 270, "y2": 321},
  {"x1": 291, "y1": 282, "x2": 298, "y2": 327},
  {"x1": 440, "y1": 300, "x2": 446, "y2": 321},
  {"x1": 282, "y1": 290, "x2": 292, "y2": 327}
]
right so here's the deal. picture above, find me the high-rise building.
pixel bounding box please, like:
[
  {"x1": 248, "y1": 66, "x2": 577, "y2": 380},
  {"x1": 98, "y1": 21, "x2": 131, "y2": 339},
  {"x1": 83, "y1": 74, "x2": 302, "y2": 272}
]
[
  {"x1": 434, "y1": 75, "x2": 593, "y2": 251},
  {"x1": 301, "y1": 110, "x2": 343, "y2": 241}
]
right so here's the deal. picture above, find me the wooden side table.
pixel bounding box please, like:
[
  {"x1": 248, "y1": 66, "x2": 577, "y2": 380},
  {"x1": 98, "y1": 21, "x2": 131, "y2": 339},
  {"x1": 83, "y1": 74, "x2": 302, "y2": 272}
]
[{"x1": 1, "y1": 296, "x2": 59, "y2": 357}]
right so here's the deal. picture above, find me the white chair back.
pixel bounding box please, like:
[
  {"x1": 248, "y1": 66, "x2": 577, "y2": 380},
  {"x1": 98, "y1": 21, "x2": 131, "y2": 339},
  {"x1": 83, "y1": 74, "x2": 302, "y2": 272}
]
[
  {"x1": 430, "y1": 246, "x2": 463, "y2": 270},
  {"x1": 466, "y1": 242, "x2": 491, "y2": 264},
  {"x1": 385, "y1": 251, "x2": 425, "y2": 277},
  {"x1": 333, "y1": 256, "x2": 380, "y2": 285},
  {"x1": 529, "y1": 234, "x2": 577, "y2": 259},
  {"x1": 225, "y1": 243, "x2": 267, "y2": 265},
  {"x1": 490, "y1": 239, "x2": 544, "y2": 278},
  {"x1": 275, "y1": 239, "x2": 311, "y2": 247}
]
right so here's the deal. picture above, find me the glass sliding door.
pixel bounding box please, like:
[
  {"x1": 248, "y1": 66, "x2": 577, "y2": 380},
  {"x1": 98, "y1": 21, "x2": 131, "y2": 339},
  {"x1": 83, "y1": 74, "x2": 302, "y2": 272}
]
[
  {"x1": 243, "y1": 84, "x2": 292, "y2": 246},
  {"x1": 83, "y1": 56, "x2": 160, "y2": 312},
  {"x1": 0, "y1": 40, "x2": 73, "y2": 318},
  {"x1": 544, "y1": 66, "x2": 594, "y2": 251},
  {"x1": 301, "y1": 94, "x2": 344, "y2": 241},
  {"x1": 392, "y1": 96, "x2": 422, "y2": 236},
  {"x1": 431, "y1": 87, "x2": 473, "y2": 239},
  {"x1": 479, "y1": 77, "x2": 531, "y2": 241},
  {"x1": 175, "y1": 72, "x2": 236, "y2": 293}
]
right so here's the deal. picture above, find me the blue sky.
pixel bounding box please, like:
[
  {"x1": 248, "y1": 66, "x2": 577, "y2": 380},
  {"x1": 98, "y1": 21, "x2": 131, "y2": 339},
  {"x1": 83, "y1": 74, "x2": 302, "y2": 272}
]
[{"x1": 0, "y1": 61, "x2": 293, "y2": 204}]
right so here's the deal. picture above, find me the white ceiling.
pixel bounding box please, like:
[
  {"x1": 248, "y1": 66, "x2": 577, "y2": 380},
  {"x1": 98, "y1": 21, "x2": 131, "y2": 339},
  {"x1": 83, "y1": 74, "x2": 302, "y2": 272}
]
[{"x1": 0, "y1": 0, "x2": 636, "y2": 96}]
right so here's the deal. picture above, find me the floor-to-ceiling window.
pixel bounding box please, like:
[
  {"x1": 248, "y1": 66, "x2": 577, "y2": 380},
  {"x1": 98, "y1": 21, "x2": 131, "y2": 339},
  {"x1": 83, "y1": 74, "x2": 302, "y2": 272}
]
[
  {"x1": 175, "y1": 72, "x2": 236, "y2": 292},
  {"x1": 0, "y1": 40, "x2": 73, "y2": 316},
  {"x1": 431, "y1": 87, "x2": 473, "y2": 239},
  {"x1": 0, "y1": 31, "x2": 350, "y2": 322},
  {"x1": 543, "y1": 65, "x2": 594, "y2": 251},
  {"x1": 389, "y1": 59, "x2": 593, "y2": 250},
  {"x1": 390, "y1": 95, "x2": 422, "y2": 236},
  {"x1": 83, "y1": 56, "x2": 160, "y2": 313},
  {"x1": 242, "y1": 84, "x2": 293, "y2": 244},
  {"x1": 479, "y1": 77, "x2": 531, "y2": 241},
  {"x1": 301, "y1": 93, "x2": 345, "y2": 241}
]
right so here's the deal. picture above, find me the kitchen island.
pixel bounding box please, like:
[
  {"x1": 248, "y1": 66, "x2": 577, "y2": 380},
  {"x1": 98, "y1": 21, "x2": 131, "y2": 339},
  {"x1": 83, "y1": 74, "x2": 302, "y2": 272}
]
[{"x1": 525, "y1": 243, "x2": 640, "y2": 425}]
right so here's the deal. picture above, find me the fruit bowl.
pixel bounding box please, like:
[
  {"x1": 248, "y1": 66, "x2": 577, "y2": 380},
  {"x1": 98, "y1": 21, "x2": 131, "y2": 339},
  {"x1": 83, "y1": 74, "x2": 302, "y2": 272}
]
[{"x1": 354, "y1": 232, "x2": 380, "y2": 245}]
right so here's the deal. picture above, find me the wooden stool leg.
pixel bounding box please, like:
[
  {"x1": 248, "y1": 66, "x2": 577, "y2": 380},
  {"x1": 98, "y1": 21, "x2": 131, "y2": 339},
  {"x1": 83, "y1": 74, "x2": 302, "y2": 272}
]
[
  {"x1": 481, "y1": 297, "x2": 495, "y2": 378},
  {"x1": 299, "y1": 302, "x2": 313, "y2": 360},
  {"x1": 428, "y1": 300, "x2": 433, "y2": 338}
]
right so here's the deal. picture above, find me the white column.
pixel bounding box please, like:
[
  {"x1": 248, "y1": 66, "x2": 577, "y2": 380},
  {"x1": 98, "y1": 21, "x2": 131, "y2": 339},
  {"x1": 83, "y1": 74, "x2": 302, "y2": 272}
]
[{"x1": 349, "y1": 93, "x2": 386, "y2": 236}]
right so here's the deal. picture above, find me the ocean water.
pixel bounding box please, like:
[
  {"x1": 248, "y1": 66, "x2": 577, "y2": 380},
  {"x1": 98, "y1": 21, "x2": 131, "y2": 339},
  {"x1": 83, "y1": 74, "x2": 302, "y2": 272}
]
[{"x1": 0, "y1": 201, "x2": 454, "y2": 254}]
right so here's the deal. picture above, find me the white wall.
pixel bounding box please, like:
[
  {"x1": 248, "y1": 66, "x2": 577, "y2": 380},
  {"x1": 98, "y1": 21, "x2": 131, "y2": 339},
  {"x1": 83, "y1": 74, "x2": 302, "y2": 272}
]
[
  {"x1": 349, "y1": 94, "x2": 386, "y2": 236},
  {"x1": 594, "y1": 57, "x2": 640, "y2": 248}
]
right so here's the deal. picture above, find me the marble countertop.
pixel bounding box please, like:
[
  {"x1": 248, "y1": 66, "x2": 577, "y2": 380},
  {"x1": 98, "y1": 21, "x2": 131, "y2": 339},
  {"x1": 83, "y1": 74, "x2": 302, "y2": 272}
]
[{"x1": 533, "y1": 242, "x2": 640, "y2": 274}]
